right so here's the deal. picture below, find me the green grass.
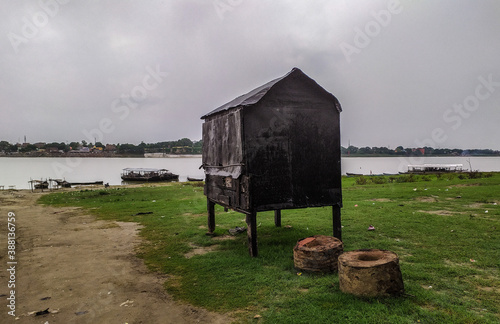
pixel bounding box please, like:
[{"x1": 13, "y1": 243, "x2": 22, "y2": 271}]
[{"x1": 39, "y1": 175, "x2": 500, "y2": 323}]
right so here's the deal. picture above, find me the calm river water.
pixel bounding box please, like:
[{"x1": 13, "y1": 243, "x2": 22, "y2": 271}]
[{"x1": 0, "y1": 156, "x2": 499, "y2": 189}]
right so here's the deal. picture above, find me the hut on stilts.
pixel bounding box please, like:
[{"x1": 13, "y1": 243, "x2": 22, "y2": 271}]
[{"x1": 201, "y1": 68, "x2": 343, "y2": 256}]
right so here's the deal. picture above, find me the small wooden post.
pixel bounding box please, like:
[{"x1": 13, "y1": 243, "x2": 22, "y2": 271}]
[
  {"x1": 246, "y1": 212, "x2": 258, "y2": 257},
  {"x1": 274, "y1": 209, "x2": 281, "y2": 227},
  {"x1": 207, "y1": 199, "x2": 215, "y2": 234},
  {"x1": 332, "y1": 205, "x2": 342, "y2": 242}
]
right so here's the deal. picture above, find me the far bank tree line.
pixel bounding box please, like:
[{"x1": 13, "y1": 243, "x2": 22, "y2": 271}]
[
  {"x1": 342, "y1": 145, "x2": 499, "y2": 156},
  {"x1": 1, "y1": 139, "x2": 499, "y2": 157},
  {"x1": 0, "y1": 138, "x2": 203, "y2": 155}
]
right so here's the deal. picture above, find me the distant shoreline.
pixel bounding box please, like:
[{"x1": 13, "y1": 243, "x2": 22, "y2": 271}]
[
  {"x1": 342, "y1": 154, "x2": 500, "y2": 157},
  {"x1": 2, "y1": 153, "x2": 499, "y2": 158},
  {"x1": 0, "y1": 154, "x2": 202, "y2": 158}
]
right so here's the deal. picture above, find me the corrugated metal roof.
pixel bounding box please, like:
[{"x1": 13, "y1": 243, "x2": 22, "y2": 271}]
[{"x1": 201, "y1": 67, "x2": 340, "y2": 119}]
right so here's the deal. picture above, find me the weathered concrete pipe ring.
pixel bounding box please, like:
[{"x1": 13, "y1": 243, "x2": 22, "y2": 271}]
[{"x1": 338, "y1": 249, "x2": 404, "y2": 297}]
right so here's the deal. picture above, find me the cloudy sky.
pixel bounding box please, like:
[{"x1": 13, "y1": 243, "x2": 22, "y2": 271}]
[{"x1": 1, "y1": 0, "x2": 499, "y2": 149}]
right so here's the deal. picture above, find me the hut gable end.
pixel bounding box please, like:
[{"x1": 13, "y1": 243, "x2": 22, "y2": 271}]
[{"x1": 201, "y1": 68, "x2": 340, "y2": 120}]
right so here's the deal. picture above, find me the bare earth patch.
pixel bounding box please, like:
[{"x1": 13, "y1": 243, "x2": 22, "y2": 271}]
[
  {"x1": 369, "y1": 198, "x2": 392, "y2": 202},
  {"x1": 212, "y1": 235, "x2": 237, "y2": 241},
  {"x1": 0, "y1": 190, "x2": 232, "y2": 323},
  {"x1": 415, "y1": 196, "x2": 438, "y2": 203},
  {"x1": 185, "y1": 243, "x2": 220, "y2": 259},
  {"x1": 448, "y1": 183, "x2": 481, "y2": 188},
  {"x1": 444, "y1": 259, "x2": 474, "y2": 268},
  {"x1": 477, "y1": 286, "x2": 500, "y2": 293},
  {"x1": 466, "y1": 203, "x2": 486, "y2": 209},
  {"x1": 418, "y1": 209, "x2": 457, "y2": 216}
]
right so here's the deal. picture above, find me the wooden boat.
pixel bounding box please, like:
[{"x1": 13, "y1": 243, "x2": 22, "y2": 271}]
[
  {"x1": 53, "y1": 179, "x2": 72, "y2": 187},
  {"x1": 29, "y1": 179, "x2": 49, "y2": 190},
  {"x1": 121, "y1": 168, "x2": 179, "y2": 181},
  {"x1": 407, "y1": 164, "x2": 463, "y2": 173},
  {"x1": 68, "y1": 181, "x2": 104, "y2": 186},
  {"x1": 34, "y1": 180, "x2": 49, "y2": 189}
]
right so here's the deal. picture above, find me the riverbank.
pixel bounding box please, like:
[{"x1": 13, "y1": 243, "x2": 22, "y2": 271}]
[
  {"x1": 0, "y1": 188, "x2": 231, "y2": 323},
  {"x1": 0, "y1": 156, "x2": 206, "y2": 190},
  {"x1": 36, "y1": 175, "x2": 500, "y2": 323},
  {"x1": 0, "y1": 153, "x2": 202, "y2": 158}
]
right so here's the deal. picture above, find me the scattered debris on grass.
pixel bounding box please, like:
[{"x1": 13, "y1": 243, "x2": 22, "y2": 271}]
[
  {"x1": 34, "y1": 308, "x2": 50, "y2": 316},
  {"x1": 133, "y1": 211, "x2": 153, "y2": 216},
  {"x1": 228, "y1": 226, "x2": 246, "y2": 235},
  {"x1": 120, "y1": 299, "x2": 134, "y2": 307},
  {"x1": 75, "y1": 310, "x2": 89, "y2": 315}
]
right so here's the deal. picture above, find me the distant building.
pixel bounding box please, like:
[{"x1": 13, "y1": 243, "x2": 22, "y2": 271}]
[
  {"x1": 104, "y1": 144, "x2": 117, "y2": 152},
  {"x1": 144, "y1": 153, "x2": 166, "y2": 158},
  {"x1": 172, "y1": 146, "x2": 192, "y2": 154},
  {"x1": 69, "y1": 147, "x2": 90, "y2": 153}
]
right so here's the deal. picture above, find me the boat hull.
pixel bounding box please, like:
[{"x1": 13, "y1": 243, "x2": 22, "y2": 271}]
[{"x1": 121, "y1": 174, "x2": 179, "y2": 182}]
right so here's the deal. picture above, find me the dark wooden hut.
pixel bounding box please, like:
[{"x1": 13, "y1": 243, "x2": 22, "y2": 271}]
[{"x1": 201, "y1": 67, "x2": 342, "y2": 256}]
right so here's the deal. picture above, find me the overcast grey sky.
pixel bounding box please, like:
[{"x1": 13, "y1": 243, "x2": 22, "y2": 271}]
[{"x1": 1, "y1": 0, "x2": 499, "y2": 149}]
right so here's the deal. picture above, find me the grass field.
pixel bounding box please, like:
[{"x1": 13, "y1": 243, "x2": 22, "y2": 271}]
[{"x1": 39, "y1": 173, "x2": 500, "y2": 323}]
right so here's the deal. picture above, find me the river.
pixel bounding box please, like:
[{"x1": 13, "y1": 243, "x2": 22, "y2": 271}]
[{"x1": 0, "y1": 156, "x2": 499, "y2": 189}]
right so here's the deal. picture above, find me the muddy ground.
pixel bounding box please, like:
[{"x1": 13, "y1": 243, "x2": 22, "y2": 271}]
[{"x1": 0, "y1": 190, "x2": 232, "y2": 323}]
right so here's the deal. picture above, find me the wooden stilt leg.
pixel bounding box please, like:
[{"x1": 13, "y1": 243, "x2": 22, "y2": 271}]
[
  {"x1": 246, "y1": 212, "x2": 258, "y2": 257},
  {"x1": 332, "y1": 205, "x2": 342, "y2": 241},
  {"x1": 274, "y1": 209, "x2": 281, "y2": 227},
  {"x1": 207, "y1": 199, "x2": 215, "y2": 234}
]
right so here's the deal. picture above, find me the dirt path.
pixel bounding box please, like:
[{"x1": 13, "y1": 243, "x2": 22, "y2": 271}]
[{"x1": 0, "y1": 190, "x2": 232, "y2": 323}]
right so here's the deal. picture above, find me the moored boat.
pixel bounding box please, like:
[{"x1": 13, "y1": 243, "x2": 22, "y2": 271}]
[
  {"x1": 34, "y1": 180, "x2": 49, "y2": 189},
  {"x1": 407, "y1": 164, "x2": 463, "y2": 173},
  {"x1": 121, "y1": 168, "x2": 179, "y2": 181}
]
